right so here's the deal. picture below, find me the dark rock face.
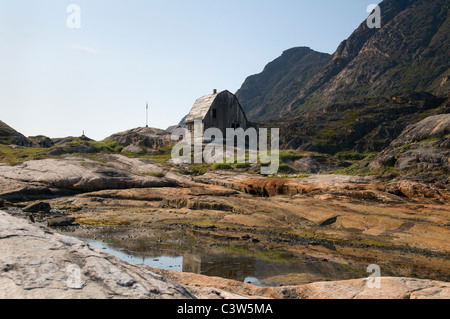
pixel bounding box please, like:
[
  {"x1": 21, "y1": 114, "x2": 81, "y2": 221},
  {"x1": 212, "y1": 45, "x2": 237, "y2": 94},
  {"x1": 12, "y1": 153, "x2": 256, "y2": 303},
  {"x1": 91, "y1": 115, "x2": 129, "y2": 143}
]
[
  {"x1": 47, "y1": 217, "x2": 76, "y2": 227},
  {"x1": 23, "y1": 202, "x2": 51, "y2": 213},
  {"x1": 269, "y1": 93, "x2": 448, "y2": 153}
]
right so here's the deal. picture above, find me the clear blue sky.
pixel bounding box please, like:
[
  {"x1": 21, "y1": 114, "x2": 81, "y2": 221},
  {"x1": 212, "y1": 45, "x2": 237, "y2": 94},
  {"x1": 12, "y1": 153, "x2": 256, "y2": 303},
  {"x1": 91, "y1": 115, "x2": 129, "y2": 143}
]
[{"x1": 0, "y1": 0, "x2": 380, "y2": 141}]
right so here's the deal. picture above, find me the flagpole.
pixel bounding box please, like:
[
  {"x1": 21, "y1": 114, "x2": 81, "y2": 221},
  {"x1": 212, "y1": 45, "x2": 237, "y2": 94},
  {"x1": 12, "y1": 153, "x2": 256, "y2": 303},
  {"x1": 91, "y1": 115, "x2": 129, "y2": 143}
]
[{"x1": 146, "y1": 101, "x2": 149, "y2": 128}]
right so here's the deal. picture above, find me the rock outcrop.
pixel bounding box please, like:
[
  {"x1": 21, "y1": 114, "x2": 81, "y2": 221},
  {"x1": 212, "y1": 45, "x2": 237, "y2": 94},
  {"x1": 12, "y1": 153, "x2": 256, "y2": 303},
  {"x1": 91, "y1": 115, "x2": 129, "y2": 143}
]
[
  {"x1": 0, "y1": 120, "x2": 31, "y2": 147},
  {"x1": 0, "y1": 155, "x2": 178, "y2": 201},
  {"x1": 104, "y1": 127, "x2": 174, "y2": 154},
  {"x1": 370, "y1": 114, "x2": 450, "y2": 186}
]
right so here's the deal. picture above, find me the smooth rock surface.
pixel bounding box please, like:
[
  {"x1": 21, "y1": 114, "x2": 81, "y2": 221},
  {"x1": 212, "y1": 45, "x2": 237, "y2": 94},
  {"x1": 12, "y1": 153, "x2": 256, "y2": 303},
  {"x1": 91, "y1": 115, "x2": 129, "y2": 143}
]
[
  {"x1": 0, "y1": 211, "x2": 195, "y2": 299},
  {"x1": 0, "y1": 155, "x2": 179, "y2": 201}
]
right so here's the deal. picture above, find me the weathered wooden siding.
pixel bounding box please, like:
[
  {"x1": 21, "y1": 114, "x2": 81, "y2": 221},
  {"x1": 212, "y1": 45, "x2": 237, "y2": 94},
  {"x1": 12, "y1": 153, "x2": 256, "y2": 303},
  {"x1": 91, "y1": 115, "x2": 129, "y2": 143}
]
[{"x1": 202, "y1": 91, "x2": 248, "y2": 136}]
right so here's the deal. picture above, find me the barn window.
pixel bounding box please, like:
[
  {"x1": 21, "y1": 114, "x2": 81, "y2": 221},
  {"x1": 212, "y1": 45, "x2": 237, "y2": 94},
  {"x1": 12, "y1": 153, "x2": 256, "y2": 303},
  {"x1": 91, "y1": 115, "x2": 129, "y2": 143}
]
[{"x1": 212, "y1": 109, "x2": 217, "y2": 119}]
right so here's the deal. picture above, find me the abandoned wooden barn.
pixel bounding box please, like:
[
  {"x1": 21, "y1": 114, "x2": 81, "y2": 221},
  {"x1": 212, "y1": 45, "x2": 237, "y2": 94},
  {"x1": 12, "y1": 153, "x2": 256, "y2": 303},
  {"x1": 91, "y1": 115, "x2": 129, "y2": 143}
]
[{"x1": 184, "y1": 90, "x2": 249, "y2": 137}]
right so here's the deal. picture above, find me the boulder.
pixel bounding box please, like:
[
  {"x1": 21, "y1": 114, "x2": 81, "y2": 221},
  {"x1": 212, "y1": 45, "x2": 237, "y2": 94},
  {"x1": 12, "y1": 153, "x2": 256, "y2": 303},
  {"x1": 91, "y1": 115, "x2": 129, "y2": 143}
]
[
  {"x1": 23, "y1": 202, "x2": 51, "y2": 213},
  {"x1": 105, "y1": 127, "x2": 174, "y2": 150},
  {"x1": 47, "y1": 217, "x2": 76, "y2": 227},
  {"x1": 121, "y1": 144, "x2": 146, "y2": 154},
  {"x1": 28, "y1": 136, "x2": 54, "y2": 148}
]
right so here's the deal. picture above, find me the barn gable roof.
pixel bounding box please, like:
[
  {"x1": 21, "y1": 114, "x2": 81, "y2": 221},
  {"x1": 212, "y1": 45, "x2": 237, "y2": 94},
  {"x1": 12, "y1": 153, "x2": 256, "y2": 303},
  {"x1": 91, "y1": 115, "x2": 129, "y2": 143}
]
[{"x1": 185, "y1": 90, "x2": 229, "y2": 123}]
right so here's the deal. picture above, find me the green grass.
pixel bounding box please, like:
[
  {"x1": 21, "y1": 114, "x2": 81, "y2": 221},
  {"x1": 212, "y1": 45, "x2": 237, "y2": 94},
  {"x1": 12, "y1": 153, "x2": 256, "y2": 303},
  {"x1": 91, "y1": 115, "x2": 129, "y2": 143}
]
[
  {"x1": 189, "y1": 164, "x2": 213, "y2": 176},
  {"x1": 86, "y1": 140, "x2": 124, "y2": 153},
  {"x1": 234, "y1": 163, "x2": 251, "y2": 169},
  {"x1": 278, "y1": 150, "x2": 304, "y2": 162},
  {"x1": 212, "y1": 163, "x2": 233, "y2": 170},
  {"x1": 145, "y1": 171, "x2": 165, "y2": 178},
  {"x1": 335, "y1": 151, "x2": 378, "y2": 161},
  {"x1": 278, "y1": 163, "x2": 294, "y2": 173},
  {"x1": 0, "y1": 137, "x2": 125, "y2": 166},
  {"x1": 0, "y1": 145, "x2": 47, "y2": 165},
  {"x1": 124, "y1": 146, "x2": 174, "y2": 167},
  {"x1": 332, "y1": 164, "x2": 399, "y2": 176}
]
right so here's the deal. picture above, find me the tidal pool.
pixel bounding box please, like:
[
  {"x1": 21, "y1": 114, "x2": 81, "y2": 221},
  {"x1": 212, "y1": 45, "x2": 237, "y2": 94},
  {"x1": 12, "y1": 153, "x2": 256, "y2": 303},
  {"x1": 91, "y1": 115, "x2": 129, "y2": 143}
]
[{"x1": 79, "y1": 236, "x2": 364, "y2": 287}]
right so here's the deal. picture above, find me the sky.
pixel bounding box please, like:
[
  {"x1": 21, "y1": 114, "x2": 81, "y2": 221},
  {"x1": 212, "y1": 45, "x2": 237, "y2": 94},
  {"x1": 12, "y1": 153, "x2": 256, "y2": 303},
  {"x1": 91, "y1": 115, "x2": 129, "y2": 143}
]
[{"x1": 0, "y1": 0, "x2": 380, "y2": 141}]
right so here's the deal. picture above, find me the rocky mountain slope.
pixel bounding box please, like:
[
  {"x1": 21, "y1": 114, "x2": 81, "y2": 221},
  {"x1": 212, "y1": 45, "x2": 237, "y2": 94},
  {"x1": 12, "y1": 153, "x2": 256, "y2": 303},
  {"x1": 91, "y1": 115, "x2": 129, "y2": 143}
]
[
  {"x1": 268, "y1": 92, "x2": 449, "y2": 153},
  {"x1": 237, "y1": 0, "x2": 450, "y2": 121},
  {"x1": 236, "y1": 47, "x2": 331, "y2": 120}
]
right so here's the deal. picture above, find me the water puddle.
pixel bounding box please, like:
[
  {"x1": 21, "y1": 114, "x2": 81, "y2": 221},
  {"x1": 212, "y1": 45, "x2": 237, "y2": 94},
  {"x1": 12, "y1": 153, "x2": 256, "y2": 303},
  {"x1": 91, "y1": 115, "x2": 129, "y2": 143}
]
[
  {"x1": 79, "y1": 235, "x2": 364, "y2": 287},
  {"x1": 85, "y1": 238, "x2": 184, "y2": 272}
]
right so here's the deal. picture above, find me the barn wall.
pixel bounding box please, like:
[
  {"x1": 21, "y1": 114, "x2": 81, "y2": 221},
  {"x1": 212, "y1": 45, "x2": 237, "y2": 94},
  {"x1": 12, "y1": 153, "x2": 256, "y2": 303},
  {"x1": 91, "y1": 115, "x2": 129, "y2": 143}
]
[{"x1": 203, "y1": 91, "x2": 248, "y2": 136}]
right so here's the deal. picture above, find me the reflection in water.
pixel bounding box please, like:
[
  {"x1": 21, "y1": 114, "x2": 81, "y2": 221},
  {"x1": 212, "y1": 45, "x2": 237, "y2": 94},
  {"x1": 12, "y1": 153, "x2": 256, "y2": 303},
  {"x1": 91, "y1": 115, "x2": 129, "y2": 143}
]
[
  {"x1": 85, "y1": 238, "x2": 183, "y2": 272},
  {"x1": 82, "y1": 237, "x2": 362, "y2": 287}
]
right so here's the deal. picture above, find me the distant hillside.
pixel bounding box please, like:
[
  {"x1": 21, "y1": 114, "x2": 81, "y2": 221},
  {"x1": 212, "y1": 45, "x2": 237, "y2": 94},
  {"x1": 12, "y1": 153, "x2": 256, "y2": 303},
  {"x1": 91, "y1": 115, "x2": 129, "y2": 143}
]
[
  {"x1": 0, "y1": 120, "x2": 31, "y2": 146},
  {"x1": 237, "y1": 0, "x2": 450, "y2": 122}
]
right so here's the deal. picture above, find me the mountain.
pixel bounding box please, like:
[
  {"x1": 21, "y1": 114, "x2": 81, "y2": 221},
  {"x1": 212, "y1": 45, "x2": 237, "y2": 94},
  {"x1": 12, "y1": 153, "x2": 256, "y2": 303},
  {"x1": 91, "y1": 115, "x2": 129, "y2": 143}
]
[
  {"x1": 237, "y1": 0, "x2": 450, "y2": 122},
  {"x1": 236, "y1": 47, "x2": 331, "y2": 121}
]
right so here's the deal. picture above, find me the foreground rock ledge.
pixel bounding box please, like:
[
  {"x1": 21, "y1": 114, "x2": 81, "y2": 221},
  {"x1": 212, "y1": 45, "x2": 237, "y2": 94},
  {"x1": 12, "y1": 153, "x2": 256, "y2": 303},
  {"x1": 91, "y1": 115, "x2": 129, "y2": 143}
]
[{"x1": 0, "y1": 211, "x2": 448, "y2": 299}]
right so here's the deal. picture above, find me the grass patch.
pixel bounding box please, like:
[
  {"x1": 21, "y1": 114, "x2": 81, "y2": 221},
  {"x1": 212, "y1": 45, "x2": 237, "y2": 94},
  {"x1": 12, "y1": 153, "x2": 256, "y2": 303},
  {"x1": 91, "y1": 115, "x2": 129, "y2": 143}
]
[
  {"x1": 278, "y1": 150, "x2": 304, "y2": 163},
  {"x1": 146, "y1": 171, "x2": 165, "y2": 178},
  {"x1": 190, "y1": 164, "x2": 212, "y2": 176},
  {"x1": 86, "y1": 140, "x2": 124, "y2": 153},
  {"x1": 124, "y1": 146, "x2": 174, "y2": 167},
  {"x1": 234, "y1": 163, "x2": 251, "y2": 169},
  {"x1": 278, "y1": 163, "x2": 294, "y2": 173},
  {"x1": 212, "y1": 163, "x2": 233, "y2": 170},
  {"x1": 335, "y1": 151, "x2": 378, "y2": 161},
  {"x1": 0, "y1": 145, "x2": 47, "y2": 165},
  {"x1": 332, "y1": 164, "x2": 399, "y2": 176}
]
